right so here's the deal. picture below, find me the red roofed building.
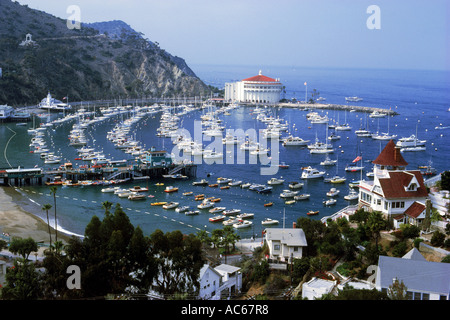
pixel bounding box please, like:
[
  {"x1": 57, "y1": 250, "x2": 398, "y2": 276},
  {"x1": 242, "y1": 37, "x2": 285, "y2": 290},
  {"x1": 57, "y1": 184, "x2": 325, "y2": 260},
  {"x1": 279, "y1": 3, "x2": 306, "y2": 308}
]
[
  {"x1": 358, "y1": 140, "x2": 429, "y2": 228},
  {"x1": 224, "y1": 70, "x2": 282, "y2": 104}
]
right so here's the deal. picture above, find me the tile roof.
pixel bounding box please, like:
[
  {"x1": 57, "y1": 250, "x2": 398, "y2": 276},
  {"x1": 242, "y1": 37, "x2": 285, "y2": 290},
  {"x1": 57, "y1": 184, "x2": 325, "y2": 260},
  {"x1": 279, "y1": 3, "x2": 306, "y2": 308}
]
[
  {"x1": 378, "y1": 170, "x2": 428, "y2": 199},
  {"x1": 372, "y1": 140, "x2": 408, "y2": 167},
  {"x1": 404, "y1": 201, "x2": 426, "y2": 218},
  {"x1": 242, "y1": 74, "x2": 279, "y2": 83}
]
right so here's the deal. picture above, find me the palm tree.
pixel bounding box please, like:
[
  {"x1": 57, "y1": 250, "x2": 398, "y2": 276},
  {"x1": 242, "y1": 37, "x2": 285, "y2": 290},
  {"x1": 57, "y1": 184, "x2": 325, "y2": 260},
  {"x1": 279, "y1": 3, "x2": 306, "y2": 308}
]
[
  {"x1": 49, "y1": 186, "x2": 58, "y2": 242},
  {"x1": 102, "y1": 201, "x2": 113, "y2": 216},
  {"x1": 42, "y1": 203, "x2": 53, "y2": 247}
]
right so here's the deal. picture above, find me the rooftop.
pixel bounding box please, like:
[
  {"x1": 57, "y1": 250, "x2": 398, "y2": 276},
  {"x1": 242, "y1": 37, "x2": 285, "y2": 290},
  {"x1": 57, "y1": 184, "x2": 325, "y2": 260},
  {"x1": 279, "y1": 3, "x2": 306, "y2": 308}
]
[
  {"x1": 242, "y1": 70, "x2": 280, "y2": 83},
  {"x1": 265, "y1": 228, "x2": 308, "y2": 246},
  {"x1": 372, "y1": 140, "x2": 408, "y2": 167}
]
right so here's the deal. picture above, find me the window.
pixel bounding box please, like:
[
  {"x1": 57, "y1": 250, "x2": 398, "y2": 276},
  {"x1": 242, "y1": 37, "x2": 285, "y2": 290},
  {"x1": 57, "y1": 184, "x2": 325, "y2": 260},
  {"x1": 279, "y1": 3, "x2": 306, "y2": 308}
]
[
  {"x1": 440, "y1": 295, "x2": 448, "y2": 300},
  {"x1": 422, "y1": 293, "x2": 429, "y2": 300},
  {"x1": 274, "y1": 244, "x2": 281, "y2": 251}
]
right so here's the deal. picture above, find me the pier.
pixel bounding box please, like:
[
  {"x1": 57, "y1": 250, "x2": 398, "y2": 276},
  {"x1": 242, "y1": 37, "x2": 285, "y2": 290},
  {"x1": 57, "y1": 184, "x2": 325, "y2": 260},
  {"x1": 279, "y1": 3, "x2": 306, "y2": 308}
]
[
  {"x1": 0, "y1": 167, "x2": 44, "y2": 186},
  {"x1": 276, "y1": 102, "x2": 398, "y2": 115},
  {"x1": 1, "y1": 163, "x2": 197, "y2": 186}
]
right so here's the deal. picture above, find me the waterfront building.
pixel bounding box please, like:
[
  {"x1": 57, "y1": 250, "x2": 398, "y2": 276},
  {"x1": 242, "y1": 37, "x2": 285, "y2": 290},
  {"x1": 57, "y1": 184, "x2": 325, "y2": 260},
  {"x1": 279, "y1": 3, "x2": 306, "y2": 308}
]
[
  {"x1": 0, "y1": 105, "x2": 14, "y2": 121},
  {"x1": 358, "y1": 140, "x2": 428, "y2": 228},
  {"x1": 144, "y1": 147, "x2": 173, "y2": 167},
  {"x1": 224, "y1": 70, "x2": 282, "y2": 104}
]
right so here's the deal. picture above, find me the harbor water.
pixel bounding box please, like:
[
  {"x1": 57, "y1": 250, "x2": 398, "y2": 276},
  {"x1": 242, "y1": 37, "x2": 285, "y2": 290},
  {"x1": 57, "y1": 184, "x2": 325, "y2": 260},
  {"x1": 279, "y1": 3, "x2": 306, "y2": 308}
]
[{"x1": 0, "y1": 66, "x2": 449, "y2": 239}]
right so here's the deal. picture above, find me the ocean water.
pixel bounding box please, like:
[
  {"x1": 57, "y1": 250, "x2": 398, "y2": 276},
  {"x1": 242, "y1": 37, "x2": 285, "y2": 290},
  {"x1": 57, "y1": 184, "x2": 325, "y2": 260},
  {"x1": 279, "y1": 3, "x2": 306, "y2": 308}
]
[{"x1": 0, "y1": 65, "x2": 449, "y2": 239}]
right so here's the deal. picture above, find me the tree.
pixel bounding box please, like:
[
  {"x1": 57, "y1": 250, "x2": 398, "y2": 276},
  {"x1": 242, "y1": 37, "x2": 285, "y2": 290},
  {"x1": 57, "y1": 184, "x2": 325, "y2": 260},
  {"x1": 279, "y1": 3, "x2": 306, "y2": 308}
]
[
  {"x1": 1, "y1": 259, "x2": 40, "y2": 300},
  {"x1": 430, "y1": 231, "x2": 445, "y2": 247},
  {"x1": 149, "y1": 229, "x2": 204, "y2": 297},
  {"x1": 388, "y1": 278, "x2": 408, "y2": 300},
  {"x1": 8, "y1": 237, "x2": 38, "y2": 260},
  {"x1": 366, "y1": 211, "x2": 388, "y2": 248},
  {"x1": 49, "y1": 186, "x2": 58, "y2": 242},
  {"x1": 42, "y1": 203, "x2": 53, "y2": 247},
  {"x1": 441, "y1": 170, "x2": 450, "y2": 191},
  {"x1": 102, "y1": 200, "x2": 113, "y2": 216}
]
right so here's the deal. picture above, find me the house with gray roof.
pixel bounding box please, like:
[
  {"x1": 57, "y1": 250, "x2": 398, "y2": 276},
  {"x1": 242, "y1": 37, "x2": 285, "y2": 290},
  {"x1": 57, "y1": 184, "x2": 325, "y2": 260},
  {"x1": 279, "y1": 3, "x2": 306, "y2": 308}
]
[
  {"x1": 264, "y1": 227, "x2": 308, "y2": 262},
  {"x1": 375, "y1": 248, "x2": 450, "y2": 300}
]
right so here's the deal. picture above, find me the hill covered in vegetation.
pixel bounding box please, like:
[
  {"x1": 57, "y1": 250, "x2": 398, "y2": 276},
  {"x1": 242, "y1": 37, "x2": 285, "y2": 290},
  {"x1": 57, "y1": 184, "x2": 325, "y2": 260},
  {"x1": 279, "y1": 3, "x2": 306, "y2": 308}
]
[{"x1": 0, "y1": 0, "x2": 211, "y2": 106}]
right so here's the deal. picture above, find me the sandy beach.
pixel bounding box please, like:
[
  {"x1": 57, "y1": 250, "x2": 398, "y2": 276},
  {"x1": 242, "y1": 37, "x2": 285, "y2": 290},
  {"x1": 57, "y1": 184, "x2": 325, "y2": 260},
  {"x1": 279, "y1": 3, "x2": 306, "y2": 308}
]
[{"x1": 0, "y1": 186, "x2": 73, "y2": 257}]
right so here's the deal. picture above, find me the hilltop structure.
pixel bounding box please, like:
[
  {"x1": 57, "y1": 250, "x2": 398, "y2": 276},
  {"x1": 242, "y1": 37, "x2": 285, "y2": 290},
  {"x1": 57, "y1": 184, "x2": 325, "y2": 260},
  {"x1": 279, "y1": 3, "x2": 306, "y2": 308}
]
[{"x1": 224, "y1": 70, "x2": 282, "y2": 104}]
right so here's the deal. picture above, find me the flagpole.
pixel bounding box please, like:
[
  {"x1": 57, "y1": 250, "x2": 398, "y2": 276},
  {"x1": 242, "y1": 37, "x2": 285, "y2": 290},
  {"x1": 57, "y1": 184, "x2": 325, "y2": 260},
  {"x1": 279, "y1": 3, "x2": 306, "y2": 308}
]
[{"x1": 304, "y1": 82, "x2": 307, "y2": 103}]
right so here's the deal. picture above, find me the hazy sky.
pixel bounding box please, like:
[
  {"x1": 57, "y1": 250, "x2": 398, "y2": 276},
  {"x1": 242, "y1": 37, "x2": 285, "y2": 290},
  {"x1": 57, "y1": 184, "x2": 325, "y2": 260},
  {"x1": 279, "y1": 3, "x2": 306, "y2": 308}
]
[{"x1": 16, "y1": 0, "x2": 450, "y2": 71}]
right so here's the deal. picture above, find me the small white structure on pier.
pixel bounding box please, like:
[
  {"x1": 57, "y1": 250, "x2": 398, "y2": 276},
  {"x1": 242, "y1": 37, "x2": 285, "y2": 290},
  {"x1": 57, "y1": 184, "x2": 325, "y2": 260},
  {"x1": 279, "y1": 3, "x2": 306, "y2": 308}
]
[{"x1": 19, "y1": 33, "x2": 37, "y2": 47}]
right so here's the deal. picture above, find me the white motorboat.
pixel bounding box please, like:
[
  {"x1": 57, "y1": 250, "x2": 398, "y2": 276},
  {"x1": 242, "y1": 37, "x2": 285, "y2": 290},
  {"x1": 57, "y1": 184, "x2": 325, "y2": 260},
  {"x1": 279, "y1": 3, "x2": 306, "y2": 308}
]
[
  {"x1": 345, "y1": 96, "x2": 363, "y2": 102},
  {"x1": 185, "y1": 210, "x2": 199, "y2": 216},
  {"x1": 217, "y1": 177, "x2": 232, "y2": 184},
  {"x1": 223, "y1": 209, "x2": 241, "y2": 216},
  {"x1": 400, "y1": 146, "x2": 426, "y2": 152},
  {"x1": 294, "y1": 194, "x2": 310, "y2": 200},
  {"x1": 280, "y1": 190, "x2": 299, "y2": 198},
  {"x1": 320, "y1": 155, "x2": 337, "y2": 166},
  {"x1": 345, "y1": 162, "x2": 364, "y2": 172},
  {"x1": 209, "y1": 207, "x2": 226, "y2": 214},
  {"x1": 267, "y1": 177, "x2": 284, "y2": 185},
  {"x1": 233, "y1": 220, "x2": 253, "y2": 229},
  {"x1": 301, "y1": 166, "x2": 325, "y2": 179},
  {"x1": 163, "y1": 202, "x2": 179, "y2": 209},
  {"x1": 175, "y1": 205, "x2": 190, "y2": 213},
  {"x1": 198, "y1": 201, "x2": 214, "y2": 209},
  {"x1": 228, "y1": 180, "x2": 242, "y2": 186},
  {"x1": 369, "y1": 111, "x2": 387, "y2": 118},
  {"x1": 288, "y1": 182, "x2": 304, "y2": 189},
  {"x1": 223, "y1": 218, "x2": 240, "y2": 226},
  {"x1": 282, "y1": 135, "x2": 309, "y2": 146},
  {"x1": 344, "y1": 189, "x2": 359, "y2": 201},
  {"x1": 396, "y1": 135, "x2": 426, "y2": 147},
  {"x1": 237, "y1": 213, "x2": 254, "y2": 220},
  {"x1": 326, "y1": 188, "x2": 340, "y2": 197},
  {"x1": 261, "y1": 218, "x2": 279, "y2": 226},
  {"x1": 330, "y1": 176, "x2": 347, "y2": 184},
  {"x1": 323, "y1": 198, "x2": 337, "y2": 206}
]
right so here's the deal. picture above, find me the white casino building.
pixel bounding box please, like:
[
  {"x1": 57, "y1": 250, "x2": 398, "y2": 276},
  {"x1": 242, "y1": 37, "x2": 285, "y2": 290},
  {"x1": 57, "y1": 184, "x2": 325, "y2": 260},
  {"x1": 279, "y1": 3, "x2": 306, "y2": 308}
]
[{"x1": 224, "y1": 71, "x2": 282, "y2": 104}]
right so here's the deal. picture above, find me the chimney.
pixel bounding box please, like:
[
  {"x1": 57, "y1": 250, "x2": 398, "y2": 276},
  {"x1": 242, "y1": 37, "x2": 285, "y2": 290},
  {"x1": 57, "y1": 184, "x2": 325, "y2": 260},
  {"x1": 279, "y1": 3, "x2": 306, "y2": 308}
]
[
  {"x1": 293, "y1": 222, "x2": 296, "y2": 229},
  {"x1": 394, "y1": 146, "x2": 401, "y2": 163}
]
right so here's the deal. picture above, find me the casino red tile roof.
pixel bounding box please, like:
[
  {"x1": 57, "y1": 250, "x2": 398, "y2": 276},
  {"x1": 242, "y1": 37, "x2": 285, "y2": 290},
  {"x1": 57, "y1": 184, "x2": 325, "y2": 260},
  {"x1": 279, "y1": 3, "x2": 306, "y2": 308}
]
[
  {"x1": 404, "y1": 201, "x2": 426, "y2": 218},
  {"x1": 242, "y1": 74, "x2": 280, "y2": 83},
  {"x1": 378, "y1": 170, "x2": 428, "y2": 199},
  {"x1": 372, "y1": 140, "x2": 408, "y2": 167}
]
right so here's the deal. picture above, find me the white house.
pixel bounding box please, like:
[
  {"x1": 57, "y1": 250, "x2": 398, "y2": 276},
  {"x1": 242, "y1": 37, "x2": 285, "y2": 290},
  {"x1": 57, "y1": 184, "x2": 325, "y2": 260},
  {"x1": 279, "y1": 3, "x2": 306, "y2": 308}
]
[
  {"x1": 197, "y1": 264, "x2": 243, "y2": 300},
  {"x1": 224, "y1": 71, "x2": 282, "y2": 104},
  {"x1": 198, "y1": 264, "x2": 223, "y2": 300},
  {"x1": 358, "y1": 140, "x2": 429, "y2": 228},
  {"x1": 376, "y1": 248, "x2": 450, "y2": 300},
  {"x1": 302, "y1": 277, "x2": 337, "y2": 300},
  {"x1": 264, "y1": 226, "x2": 308, "y2": 263}
]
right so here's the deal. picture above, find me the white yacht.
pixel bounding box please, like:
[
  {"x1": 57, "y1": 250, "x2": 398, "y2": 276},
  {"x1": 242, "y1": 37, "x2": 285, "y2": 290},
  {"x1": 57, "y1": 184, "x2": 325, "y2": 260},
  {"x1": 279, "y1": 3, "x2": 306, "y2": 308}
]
[
  {"x1": 282, "y1": 135, "x2": 309, "y2": 146},
  {"x1": 396, "y1": 135, "x2": 426, "y2": 147},
  {"x1": 301, "y1": 166, "x2": 325, "y2": 179}
]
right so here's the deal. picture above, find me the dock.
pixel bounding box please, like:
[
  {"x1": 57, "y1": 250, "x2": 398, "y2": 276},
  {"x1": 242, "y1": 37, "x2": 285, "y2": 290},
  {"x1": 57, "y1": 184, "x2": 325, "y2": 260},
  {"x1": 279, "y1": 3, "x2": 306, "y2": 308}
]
[
  {"x1": 277, "y1": 102, "x2": 398, "y2": 115},
  {"x1": 0, "y1": 163, "x2": 197, "y2": 186}
]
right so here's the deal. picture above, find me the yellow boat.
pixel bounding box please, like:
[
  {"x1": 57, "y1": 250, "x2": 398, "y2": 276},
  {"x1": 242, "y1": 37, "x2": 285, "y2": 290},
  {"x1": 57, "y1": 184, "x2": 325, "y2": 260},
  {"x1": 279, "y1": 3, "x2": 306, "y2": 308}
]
[
  {"x1": 151, "y1": 202, "x2": 167, "y2": 206},
  {"x1": 155, "y1": 183, "x2": 164, "y2": 186}
]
